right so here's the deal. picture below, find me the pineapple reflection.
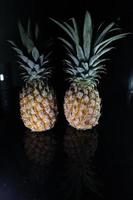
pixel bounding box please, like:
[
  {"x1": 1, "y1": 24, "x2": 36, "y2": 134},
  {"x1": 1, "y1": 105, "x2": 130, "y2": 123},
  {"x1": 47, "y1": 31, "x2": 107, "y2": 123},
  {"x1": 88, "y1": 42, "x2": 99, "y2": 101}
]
[
  {"x1": 64, "y1": 126, "x2": 98, "y2": 163},
  {"x1": 55, "y1": 126, "x2": 102, "y2": 200},
  {"x1": 24, "y1": 130, "x2": 56, "y2": 180}
]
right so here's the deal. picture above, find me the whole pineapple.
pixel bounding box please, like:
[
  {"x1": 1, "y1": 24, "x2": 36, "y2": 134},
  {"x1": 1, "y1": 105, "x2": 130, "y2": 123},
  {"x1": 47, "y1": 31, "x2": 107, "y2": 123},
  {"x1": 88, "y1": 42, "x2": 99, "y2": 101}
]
[
  {"x1": 51, "y1": 11, "x2": 128, "y2": 130},
  {"x1": 9, "y1": 21, "x2": 58, "y2": 132}
]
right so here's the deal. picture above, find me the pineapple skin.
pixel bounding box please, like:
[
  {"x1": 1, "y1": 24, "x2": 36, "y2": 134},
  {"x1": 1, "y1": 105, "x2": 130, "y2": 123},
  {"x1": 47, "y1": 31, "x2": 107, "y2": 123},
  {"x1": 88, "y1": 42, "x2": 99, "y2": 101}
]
[
  {"x1": 64, "y1": 82, "x2": 101, "y2": 130},
  {"x1": 20, "y1": 82, "x2": 58, "y2": 132}
]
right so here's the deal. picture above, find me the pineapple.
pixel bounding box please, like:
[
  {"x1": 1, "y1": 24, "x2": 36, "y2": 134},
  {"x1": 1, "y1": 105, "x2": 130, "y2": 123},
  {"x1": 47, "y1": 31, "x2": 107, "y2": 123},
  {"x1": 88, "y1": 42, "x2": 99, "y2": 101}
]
[
  {"x1": 9, "y1": 20, "x2": 58, "y2": 132},
  {"x1": 51, "y1": 11, "x2": 128, "y2": 130}
]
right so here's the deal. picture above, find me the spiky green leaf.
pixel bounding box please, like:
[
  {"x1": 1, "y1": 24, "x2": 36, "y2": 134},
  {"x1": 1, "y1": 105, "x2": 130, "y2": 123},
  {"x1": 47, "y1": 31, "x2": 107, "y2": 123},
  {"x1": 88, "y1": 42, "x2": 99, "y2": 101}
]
[
  {"x1": 13, "y1": 47, "x2": 23, "y2": 55},
  {"x1": 19, "y1": 64, "x2": 32, "y2": 74},
  {"x1": 66, "y1": 69, "x2": 75, "y2": 75},
  {"x1": 18, "y1": 21, "x2": 34, "y2": 53},
  {"x1": 92, "y1": 59, "x2": 109, "y2": 67},
  {"x1": 50, "y1": 18, "x2": 75, "y2": 42},
  {"x1": 39, "y1": 54, "x2": 44, "y2": 65},
  {"x1": 89, "y1": 47, "x2": 114, "y2": 66},
  {"x1": 64, "y1": 46, "x2": 74, "y2": 56},
  {"x1": 84, "y1": 74, "x2": 89, "y2": 78},
  {"x1": 64, "y1": 22, "x2": 75, "y2": 39},
  {"x1": 71, "y1": 18, "x2": 85, "y2": 60},
  {"x1": 44, "y1": 51, "x2": 52, "y2": 59},
  {"x1": 82, "y1": 62, "x2": 89, "y2": 71},
  {"x1": 19, "y1": 55, "x2": 29, "y2": 63},
  {"x1": 77, "y1": 67, "x2": 85, "y2": 73},
  {"x1": 58, "y1": 37, "x2": 74, "y2": 51},
  {"x1": 109, "y1": 27, "x2": 121, "y2": 33},
  {"x1": 42, "y1": 60, "x2": 49, "y2": 66},
  {"x1": 68, "y1": 53, "x2": 79, "y2": 66},
  {"x1": 34, "y1": 64, "x2": 40, "y2": 71},
  {"x1": 8, "y1": 40, "x2": 17, "y2": 47},
  {"x1": 94, "y1": 22, "x2": 115, "y2": 47},
  {"x1": 38, "y1": 68, "x2": 46, "y2": 74},
  {"x1": 92, "y1": 65, "x2": 106, "y2": 71},
  {"x1": 72, "y1": 18, "x2": 79, "y2": 44},
  {"x1": 83, "y1": 11, "x2": 92, "y2": 59},
  {"x1": 77, "y1": 45, "x2": 85, "y2": 60},
  {"x1": 27, "y1": 59, "x2": 35, "y2": 69},
  {"x1": 64, "y1": 61, "x2": 75, "y2": 69},
  {"x1": 94, "y1": 33, "x2": 128, "y2": 53},
  {"x1": 32, "y1": 47, "x2": 39, "y2": 62}
]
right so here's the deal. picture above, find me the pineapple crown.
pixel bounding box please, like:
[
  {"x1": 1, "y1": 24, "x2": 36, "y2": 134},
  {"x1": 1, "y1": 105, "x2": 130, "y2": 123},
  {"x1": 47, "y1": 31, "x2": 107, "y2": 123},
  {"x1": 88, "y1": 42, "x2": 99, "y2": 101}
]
[
  {"x1": 9, "y1": 19, "x2": 52, "y2": 84},
  {"x1": 51, "y1": 11, "x2": 129, "y2": 87}
]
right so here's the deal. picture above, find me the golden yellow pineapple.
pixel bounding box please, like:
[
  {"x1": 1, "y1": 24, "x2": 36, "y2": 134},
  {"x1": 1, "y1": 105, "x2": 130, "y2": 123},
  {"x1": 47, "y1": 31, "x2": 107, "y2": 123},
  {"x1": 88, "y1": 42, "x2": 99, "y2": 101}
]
[
  {"x1": 20, "y1": 83, "x2": 57, "y2": 132},
  {"x1": 51, "y1": 11, "x2": 128, "y2": 130},
  {"x1": 9, "y1": 21, "x2": 58, "y2": 132},
  {"x1": 64, "y1": 83, "x2": 101, "y2": 129}
]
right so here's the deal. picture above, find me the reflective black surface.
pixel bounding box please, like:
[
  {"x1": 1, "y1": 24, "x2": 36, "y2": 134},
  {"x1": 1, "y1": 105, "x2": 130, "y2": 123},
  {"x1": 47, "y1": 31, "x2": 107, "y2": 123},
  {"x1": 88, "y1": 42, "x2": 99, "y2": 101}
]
[
  {"x1": 0, "y1": 111, "x2": 102, "y2": 200},
  {"x1": 0, "y1": 0, "x2": 133, "y2": 199}
]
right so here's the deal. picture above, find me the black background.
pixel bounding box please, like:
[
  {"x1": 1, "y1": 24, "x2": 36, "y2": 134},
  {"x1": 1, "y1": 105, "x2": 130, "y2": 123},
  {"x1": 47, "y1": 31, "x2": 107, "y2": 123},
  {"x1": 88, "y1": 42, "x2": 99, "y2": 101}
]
[{"x1": 0, "y1": 0, "x2": 133, "y2": 200}]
